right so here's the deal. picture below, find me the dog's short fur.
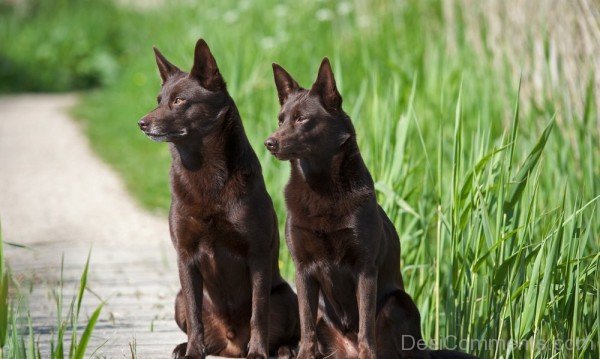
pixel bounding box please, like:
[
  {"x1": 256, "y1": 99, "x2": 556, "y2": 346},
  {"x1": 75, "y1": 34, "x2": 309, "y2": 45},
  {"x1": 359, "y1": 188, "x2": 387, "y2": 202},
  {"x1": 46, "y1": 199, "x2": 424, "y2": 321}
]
[
  {"x1": 266, "y1": 58, "x2": 475, "y2": 359},
  {"x1": 139, "y1": 39, "x2": 299, "y2": 359}
]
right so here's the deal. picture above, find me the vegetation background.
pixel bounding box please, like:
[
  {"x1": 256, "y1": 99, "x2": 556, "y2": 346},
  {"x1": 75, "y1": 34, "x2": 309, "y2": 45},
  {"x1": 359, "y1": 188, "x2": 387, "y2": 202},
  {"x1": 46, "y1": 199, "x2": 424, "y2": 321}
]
[{"x1": 0, "y1": 0, "x2": 598, "y2": 358}]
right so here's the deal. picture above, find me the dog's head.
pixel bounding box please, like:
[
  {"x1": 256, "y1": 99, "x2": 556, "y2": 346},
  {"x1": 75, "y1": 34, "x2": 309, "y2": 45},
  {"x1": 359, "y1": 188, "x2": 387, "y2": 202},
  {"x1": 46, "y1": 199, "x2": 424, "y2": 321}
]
[
  {"x1": 138, "y1": 39, "x2": 229, "y2": 142},
  {"x1": 265, "y1": 58, "x2": 353, "y2": 160}
]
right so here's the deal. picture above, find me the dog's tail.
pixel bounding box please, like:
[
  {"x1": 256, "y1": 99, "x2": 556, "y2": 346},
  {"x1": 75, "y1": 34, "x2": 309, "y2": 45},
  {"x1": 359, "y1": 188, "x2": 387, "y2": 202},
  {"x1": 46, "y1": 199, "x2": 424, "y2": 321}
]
[{"x1": 428, "y1": 349, "x2": 479, "y2": 359}]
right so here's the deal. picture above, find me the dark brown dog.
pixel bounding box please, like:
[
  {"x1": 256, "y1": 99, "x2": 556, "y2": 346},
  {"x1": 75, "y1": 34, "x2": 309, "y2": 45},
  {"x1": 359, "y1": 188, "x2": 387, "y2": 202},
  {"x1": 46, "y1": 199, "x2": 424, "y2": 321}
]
[
  {"x1": 266, "y1": 58, "x2": 476, "y2": 359},
  {"x1": 139, "y1": 39, "x2": 299, "y2": 359}
]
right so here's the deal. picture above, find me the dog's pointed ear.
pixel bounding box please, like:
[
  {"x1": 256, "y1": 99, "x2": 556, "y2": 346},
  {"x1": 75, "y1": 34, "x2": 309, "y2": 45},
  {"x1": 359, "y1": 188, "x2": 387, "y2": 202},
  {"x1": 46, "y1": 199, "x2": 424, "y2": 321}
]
[
  {"x1": 310, "y1": 57, "x2": 342, "y2": 110},
  {"x1": 153, "y1": 46, "x2": 180, "y2": 84},
  {"x1": 190, "y1": 39, "x2": 226, "y2": 91},
  {"x1": 273, "y1": 63, "x2": 300, "y2": 105}
]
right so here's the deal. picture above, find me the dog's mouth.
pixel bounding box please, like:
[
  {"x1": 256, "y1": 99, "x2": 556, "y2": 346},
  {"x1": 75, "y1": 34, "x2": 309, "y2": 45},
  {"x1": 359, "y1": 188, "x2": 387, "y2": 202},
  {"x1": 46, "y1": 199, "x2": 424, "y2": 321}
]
[
  {"x1": 269, "y1": 142, "x2": 311, "y2": 160},
  {"x1": 144, "y1": 129, "x2": 187, "y2": 142},
  {"x1": 270, "y1": 149, "x2": 300, "y2": 161}
]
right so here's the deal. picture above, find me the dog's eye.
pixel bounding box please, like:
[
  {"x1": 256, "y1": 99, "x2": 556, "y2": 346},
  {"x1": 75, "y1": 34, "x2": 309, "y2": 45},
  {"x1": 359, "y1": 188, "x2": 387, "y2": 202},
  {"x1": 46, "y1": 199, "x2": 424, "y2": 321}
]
[
  {"x1": 173, "y1": 98, "x2": 185, "y2": 105},
  {"x1": 296, "y1": 116, "x2": 308, "y2": 124}
]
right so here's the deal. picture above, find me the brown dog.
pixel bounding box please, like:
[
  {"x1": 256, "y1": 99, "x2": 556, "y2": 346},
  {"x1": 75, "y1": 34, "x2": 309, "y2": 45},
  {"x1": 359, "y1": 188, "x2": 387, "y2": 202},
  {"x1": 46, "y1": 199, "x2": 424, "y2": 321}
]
[
  {"x1": 266, "y1": 58, "x2": 476, "y2": 359},
  {"x1": 138, "y1": 39, "x2": 299, "y2": 359}
]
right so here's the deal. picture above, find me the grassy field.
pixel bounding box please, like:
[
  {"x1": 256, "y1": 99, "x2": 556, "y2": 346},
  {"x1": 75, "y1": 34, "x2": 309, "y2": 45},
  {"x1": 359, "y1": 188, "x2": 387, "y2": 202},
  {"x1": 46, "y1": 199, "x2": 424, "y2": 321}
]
[{"x1": 2, "y1": 0, "x2": 599, "y2": 357}]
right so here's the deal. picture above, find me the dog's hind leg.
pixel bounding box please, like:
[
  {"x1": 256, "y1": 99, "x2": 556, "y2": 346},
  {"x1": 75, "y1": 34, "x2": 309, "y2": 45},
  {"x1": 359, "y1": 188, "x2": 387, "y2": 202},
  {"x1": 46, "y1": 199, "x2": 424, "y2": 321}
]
[
  {"x1": 314, "y1": 318, "x2": 359, "y2": 359},
  {"x1": 172, "y1": 290, "x2": 189, "y2": 358},
  {"x1": 172, "y1": 289, "x2": 230, "y2": 357},
  {"x1": 267, "y1": 282, "x2": 301, "y2": 358},
  {"x1": 376, "y1": 290, "x2": 430, "y2": 359},
  {"x1": 375, "y1": 291, "x2": 478, "y2": 359},
  {"x1": 174, "y1": 289, "x2": 187, "y2": 333}
]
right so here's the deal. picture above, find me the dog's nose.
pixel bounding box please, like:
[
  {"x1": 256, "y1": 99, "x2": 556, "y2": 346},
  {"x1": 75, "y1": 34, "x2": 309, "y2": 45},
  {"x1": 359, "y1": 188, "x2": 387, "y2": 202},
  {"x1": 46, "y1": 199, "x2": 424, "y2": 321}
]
[
  {"x1": 264, "y1": 138, "x2": 279, "y2": 152},
  {"x1": 138, "y1": 118, "x2": 149, "y2": 130}
]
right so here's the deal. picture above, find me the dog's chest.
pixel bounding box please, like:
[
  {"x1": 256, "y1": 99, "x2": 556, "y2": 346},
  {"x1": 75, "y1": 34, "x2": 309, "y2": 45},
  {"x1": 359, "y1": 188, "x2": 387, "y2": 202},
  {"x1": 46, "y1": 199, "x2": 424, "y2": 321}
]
[
  {"x1": 289, "y1": 192, "x2": 345, "y2": 223},
  {"x1": 289, "y1": 224, "x2": 359, "y2": 267},
  {"x1": 288, "y1": 222, "x2": 363, "y2": 330},
  {"x1": 172, "y1": 202, "x2": 249, "y2": 256},
  {"x1": 197, "y1": 237, "x2": 250, "y2": 295},
  {"x1": 303, "y1": 233, "x2": 361, "y2": 331},
  {"x1": 181, "y1": 211, "x2": 250, "y2": 286}
]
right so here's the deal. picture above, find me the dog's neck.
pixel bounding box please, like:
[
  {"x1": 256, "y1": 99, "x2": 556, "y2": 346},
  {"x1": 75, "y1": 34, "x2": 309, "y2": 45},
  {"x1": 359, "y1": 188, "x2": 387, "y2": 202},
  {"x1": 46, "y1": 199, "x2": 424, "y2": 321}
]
[
  {"x1": 292, "y1": 137, "x2": 372, "y2": 195},
  {"x1": 171, "y1": 105, "x2": 255, "y2": 179},
  {"x1": 173, "y1": 143, "x2": 205, "y2": 171}
]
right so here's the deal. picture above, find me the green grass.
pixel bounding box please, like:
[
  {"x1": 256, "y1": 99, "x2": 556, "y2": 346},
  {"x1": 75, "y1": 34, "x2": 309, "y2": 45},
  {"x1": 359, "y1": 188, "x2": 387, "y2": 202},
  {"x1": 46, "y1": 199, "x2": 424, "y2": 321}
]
[
  {"x1": 2, "y1": 0, "x2": 599, "y2": 357},
  {"x1": 0, "y1": 0, "x2": 127, "y2": 92},
  {"x1": 0, "y1": 226, "x2": 104, "y2": 359}
]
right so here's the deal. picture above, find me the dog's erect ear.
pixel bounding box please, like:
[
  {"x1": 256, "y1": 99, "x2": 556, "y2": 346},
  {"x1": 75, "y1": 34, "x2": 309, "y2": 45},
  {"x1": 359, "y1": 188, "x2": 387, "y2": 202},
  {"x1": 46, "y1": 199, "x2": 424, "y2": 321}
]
[
  {"x1": 310, "y1": 57, "x2": 342, "y2": 111},
  {"x1": 190, "y1": 39, "x2": 226, "y2": 92},
  {"x1": 153, "y1": 47, "x2": 181, "y2": 84},
  {"x1": 272, "y1": 63, "x2": 300, "y2": 105}
]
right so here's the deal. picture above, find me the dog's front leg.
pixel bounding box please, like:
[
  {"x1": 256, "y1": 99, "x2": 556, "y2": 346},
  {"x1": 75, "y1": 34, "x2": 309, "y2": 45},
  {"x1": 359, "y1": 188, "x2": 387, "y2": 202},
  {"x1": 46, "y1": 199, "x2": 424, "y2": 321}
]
[
  {"x1": 247, "y1": 259, "x2": 271, "y2": 359},
  {"x1": 357, "y1": 267, "x2": 377, "y2": 359},
  {"x1": 296, "y1": 270, "x2": 319, "y2": 359},
  {"x1": 178, "y1": 254, "x2": 206, "y2": 359}
]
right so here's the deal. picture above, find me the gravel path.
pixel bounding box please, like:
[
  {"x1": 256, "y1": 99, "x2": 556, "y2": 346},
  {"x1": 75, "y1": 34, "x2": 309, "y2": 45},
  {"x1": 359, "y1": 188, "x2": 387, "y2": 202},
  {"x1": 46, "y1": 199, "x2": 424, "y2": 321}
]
[{"x1": 0, "y1": 94, "x2": 185, "y2": 358}]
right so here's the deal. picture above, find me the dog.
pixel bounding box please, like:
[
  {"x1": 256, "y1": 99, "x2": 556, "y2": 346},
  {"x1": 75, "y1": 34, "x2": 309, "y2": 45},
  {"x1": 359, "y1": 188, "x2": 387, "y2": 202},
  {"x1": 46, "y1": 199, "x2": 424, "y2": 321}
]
[
  {"x1": 138, "y1": 39, "x2": 299, "y2": 359},
  {"x1": 265, "y1": 58, "x2": 476, "y2": 359}
]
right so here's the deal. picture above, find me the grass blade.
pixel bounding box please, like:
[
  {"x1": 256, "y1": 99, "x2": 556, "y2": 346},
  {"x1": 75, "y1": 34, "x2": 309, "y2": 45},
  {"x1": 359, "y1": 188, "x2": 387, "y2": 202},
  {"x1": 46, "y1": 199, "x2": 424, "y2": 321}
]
[
  {"x1": 504, "y1": 120, "x2": 554, "y2": 214},
  {"x1": 0, "y1": 223, "x2": 8, "y2": 350},
  {"x1": 73, "y1": 303, "x2": 103, "y2": 359},
  {"x1": 77, "y1": 249, "x2": 92, "y2": 318}
]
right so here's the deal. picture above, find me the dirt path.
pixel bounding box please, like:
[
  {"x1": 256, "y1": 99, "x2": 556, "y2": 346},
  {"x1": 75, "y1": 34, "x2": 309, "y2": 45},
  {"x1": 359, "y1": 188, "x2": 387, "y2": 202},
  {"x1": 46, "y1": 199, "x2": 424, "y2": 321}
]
[{"x1": 0, "y1": 94, "x2": 186, "y2": 357}]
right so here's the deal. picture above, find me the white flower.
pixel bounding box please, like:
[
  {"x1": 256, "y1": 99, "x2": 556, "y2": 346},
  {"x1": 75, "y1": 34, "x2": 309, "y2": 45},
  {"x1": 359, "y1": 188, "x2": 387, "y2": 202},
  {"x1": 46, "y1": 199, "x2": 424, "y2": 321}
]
[
  {"x1": 337, "y1": 2, "x2": 352, "y2": 15},
  {"x1": 358, "y1": 15, "x2": 370, "y2": 28},
  {"x1": 239, "y1": 0, "x2": 252, "y2": 11},
  {"x1": 274, "y1": 4, "x2": 288, "y2": 17},
  {"x1": 223, "y1": 10, "x2": 239, "y2": 24},
  {"x1": 316, "y1": 8, "x2": 333, "y2": 22},
  {"x1": 260, "y1": 37, "x2": 276, "y2": 50}
]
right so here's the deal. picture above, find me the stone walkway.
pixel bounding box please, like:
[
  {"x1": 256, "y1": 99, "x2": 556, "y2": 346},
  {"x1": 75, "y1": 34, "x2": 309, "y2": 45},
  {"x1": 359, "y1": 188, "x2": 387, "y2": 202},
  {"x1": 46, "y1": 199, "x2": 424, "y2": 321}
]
[{"x1": 0, "y1": 94, "x2": 185, "y2": 358}]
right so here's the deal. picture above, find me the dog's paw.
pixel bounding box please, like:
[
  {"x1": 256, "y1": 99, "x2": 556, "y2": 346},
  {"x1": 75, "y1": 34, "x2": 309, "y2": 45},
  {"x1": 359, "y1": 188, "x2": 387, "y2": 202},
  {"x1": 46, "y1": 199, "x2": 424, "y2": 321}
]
[
  {"x1": 246, "y1": 351, "x2": 268, "y2": 359},
  {"x1": 172, "y1": 342, "x2": 207, "y2": 359},
  {"x1": 358, "y1": 343, "x2": 376, "y2": 359},
  {"x1": 296, "y1": 350, "x2": 316, "y2": 359},
  {"x1": 246, "y1": 339, "x2": 268, "y2": 359},
  {"x1": 246, "y1": 354, "x2": 267, "y2": 359},
  {"x1": 172, "y1": 343, "x2": 187, "y2": 359},
  {"x1": 276, "y1": 345, "x2": 298, "y2": 359}
]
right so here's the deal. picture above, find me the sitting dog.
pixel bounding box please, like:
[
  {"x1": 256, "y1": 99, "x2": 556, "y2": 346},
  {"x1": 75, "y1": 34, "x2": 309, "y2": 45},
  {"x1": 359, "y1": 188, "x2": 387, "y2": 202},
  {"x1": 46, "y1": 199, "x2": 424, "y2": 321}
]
[
  {"x1": 265, "y1": 58, "x2": 475, "y2": 359},
  {"x1": 138, "y1": 39, "x2": 299, "y2": 359}
]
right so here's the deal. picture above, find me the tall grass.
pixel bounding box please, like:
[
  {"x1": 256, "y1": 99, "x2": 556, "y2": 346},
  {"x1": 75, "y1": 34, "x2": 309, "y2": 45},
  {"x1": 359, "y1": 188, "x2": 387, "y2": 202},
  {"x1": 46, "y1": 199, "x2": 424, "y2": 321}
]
[
  {"x1": 0, "y1": 225, "x2": 9, "y2": 359},
  {"x1": 0, "y1": 226, "x2": 104, "y2": 358},
  {"x1": 2, "y1": 0, "x2": 598, "y2": 357}
]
